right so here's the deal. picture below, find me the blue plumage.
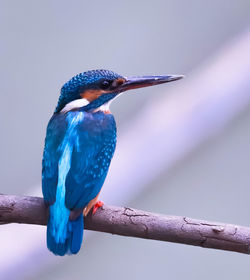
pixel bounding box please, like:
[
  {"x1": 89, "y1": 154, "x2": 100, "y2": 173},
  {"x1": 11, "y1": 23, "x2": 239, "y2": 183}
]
[
  {"x1": 43, "y1": 108, "x2": 116, "y2": 255},
  {"x1": 42, "y1": 69, "x2": 183, "y2": 256},
  {"x1": 47, "y1": 213, "x2": 83, "y2": 256}
]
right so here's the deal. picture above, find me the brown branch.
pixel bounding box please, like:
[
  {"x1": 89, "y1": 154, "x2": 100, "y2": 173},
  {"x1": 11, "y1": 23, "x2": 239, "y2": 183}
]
[{"x1": 0, "y1": 194, "x2": 250, "y2": 254}]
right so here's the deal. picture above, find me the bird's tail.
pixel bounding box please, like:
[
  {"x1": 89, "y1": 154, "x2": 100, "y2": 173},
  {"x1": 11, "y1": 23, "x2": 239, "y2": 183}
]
[{"x1": 47, "y1": 206, "x2": 83, "y2": 256}]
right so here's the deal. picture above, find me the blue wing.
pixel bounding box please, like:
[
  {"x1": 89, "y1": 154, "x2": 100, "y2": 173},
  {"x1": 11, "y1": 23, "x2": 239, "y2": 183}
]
[
  {"x1": 42, "y1": 114, "x2": 67, "y2": 204},
  {"x1": 65, "y1": 112, "x2": 117, "y2": 209},
  {"x1": 42, "y1": 111, "x2": 116, "y2": 210}
]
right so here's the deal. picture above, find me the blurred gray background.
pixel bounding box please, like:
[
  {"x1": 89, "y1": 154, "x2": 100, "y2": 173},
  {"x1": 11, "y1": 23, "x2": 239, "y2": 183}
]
[{"x1": 1, "y1": 0, "x2": 250, "y2": 279}]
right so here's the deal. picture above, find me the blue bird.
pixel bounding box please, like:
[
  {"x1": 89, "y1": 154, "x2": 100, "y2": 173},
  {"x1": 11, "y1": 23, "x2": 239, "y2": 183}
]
[{"x1": 42, "y1": 69, "x2": 183, "y2": 256}]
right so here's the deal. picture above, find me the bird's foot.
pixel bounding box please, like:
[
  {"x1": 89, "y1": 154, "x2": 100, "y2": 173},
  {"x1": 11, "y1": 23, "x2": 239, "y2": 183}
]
[
  {"x1": 83, "y1": 197, "x2": 103, "y2": 217},
  {"x1": 92, "y1": 201, "x2": 104, "y2": 215}
]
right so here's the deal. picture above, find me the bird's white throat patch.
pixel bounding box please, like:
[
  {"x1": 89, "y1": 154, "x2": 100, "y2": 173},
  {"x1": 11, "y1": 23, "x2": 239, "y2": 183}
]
[
  {"x1": 60, "y1": 98, "x2": 112, "y2": 114},
  {"x1": 93, "y1": 101, "x2": 112, "y2": 113},
  {"x1": 60, "y1": 98, "x2": 90, "y2": 113}
]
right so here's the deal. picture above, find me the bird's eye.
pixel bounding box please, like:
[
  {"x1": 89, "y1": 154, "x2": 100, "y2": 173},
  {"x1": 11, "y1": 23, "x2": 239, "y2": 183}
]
[{"x1": 100, "y1": 80, "x2": 111, "y2": 90}]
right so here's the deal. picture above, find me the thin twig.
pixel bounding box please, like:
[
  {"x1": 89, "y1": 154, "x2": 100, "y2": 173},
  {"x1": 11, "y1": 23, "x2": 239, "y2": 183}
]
[{"x1": 0, "y1": 194, "x2": 250, "y2": 254}]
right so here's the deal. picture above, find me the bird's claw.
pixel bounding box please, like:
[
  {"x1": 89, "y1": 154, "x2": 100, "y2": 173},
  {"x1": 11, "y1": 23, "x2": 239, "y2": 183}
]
[{"x1": 92, "y1": 201, "x2": 104, "y2": 215}]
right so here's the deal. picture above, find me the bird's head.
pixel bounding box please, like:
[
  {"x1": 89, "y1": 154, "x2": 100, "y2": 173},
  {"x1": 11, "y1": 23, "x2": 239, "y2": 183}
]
[{"x1": 55, "y1": 69, "x2": 183, "y2": 114}]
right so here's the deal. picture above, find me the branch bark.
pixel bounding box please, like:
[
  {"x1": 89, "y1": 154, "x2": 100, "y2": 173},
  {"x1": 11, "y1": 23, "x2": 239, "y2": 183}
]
[{"x1": 0, "y1": 194, "x2": 250, "y2": 255}]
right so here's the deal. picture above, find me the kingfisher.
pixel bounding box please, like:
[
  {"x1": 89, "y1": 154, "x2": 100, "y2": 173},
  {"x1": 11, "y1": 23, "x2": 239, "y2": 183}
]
[{"x1": 42, "y1": 69, "x2": 183, "y2": 256}]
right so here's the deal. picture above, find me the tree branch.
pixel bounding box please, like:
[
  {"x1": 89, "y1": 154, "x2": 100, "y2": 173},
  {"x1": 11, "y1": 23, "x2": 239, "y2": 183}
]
[{"x1": 0, "y1": 194, "x2": 250, "y2": 254}]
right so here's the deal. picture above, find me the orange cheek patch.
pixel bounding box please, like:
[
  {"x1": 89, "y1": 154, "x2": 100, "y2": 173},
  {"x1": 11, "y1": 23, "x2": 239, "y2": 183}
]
[
  {"x1": 116, "y1": 78, "x2": 126, "y2": 84},
  {"x1": 112, "y1": 78, "x2": 126, "y2": 88},
  {"x1": 80, "y1": 89, "x2": 106, "y2": 102}
]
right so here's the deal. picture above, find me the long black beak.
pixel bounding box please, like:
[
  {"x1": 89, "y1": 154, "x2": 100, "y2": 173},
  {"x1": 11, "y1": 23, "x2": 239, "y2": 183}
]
[{"x1": 118, "y1": 74, "x2": 184, "y2": 93}]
